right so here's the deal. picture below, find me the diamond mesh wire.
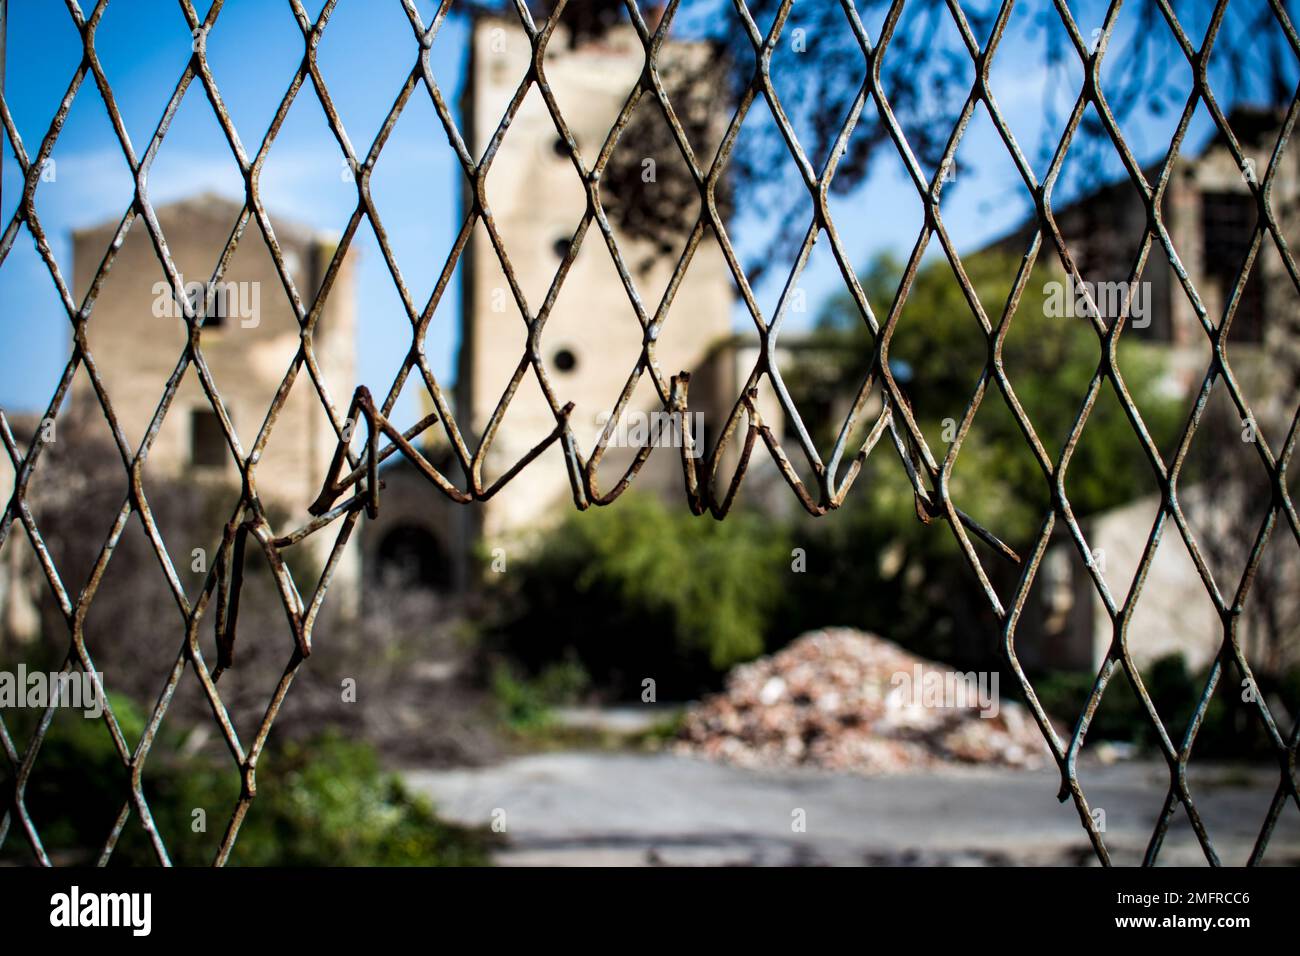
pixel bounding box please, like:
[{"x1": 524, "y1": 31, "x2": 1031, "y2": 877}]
[{"x1": 0, "y1": 0, "x2": 1297, "y2": 866}]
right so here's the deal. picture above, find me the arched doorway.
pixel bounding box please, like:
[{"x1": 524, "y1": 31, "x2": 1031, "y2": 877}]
[{"x1": 374, "y1": 525, "x2": 452, "y2": 591}]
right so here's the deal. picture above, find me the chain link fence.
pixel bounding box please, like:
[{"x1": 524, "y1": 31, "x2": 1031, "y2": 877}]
[{"x1": 1, "y1": 0, "x2": 1298, "y2": 866}]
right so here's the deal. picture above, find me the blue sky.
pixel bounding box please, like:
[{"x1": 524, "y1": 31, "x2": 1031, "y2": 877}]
[{"x1": 0, "y1": 0, "x2": 1240, "y2": 430}]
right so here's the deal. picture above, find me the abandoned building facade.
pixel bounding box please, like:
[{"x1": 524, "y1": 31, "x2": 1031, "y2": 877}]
[{"x1": 1005, "y1": 108, "x2": 1300, "y2": 674}]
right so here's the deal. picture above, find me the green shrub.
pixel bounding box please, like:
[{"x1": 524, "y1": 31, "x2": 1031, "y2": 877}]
[
  {"x1": 484, "y1": 494, "x2": 791, "y2": 698},
  {"x1": 1, "y1": 698, "x2": 493, "y2": 866},
  {"x1": 1030, "y1": 653, "x2": 1300, "y2": 758},
  {"x1": 490, "y1": 664, "x2": 549, "y2": 731},
  {"x1": 218, "y1": 732, "x2": 493, "y2": 867}
]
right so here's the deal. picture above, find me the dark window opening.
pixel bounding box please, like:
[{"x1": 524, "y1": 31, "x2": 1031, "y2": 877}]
[
  {"x1": 376, "y1": 526, "x2": 452, "y2": 591},
  {"x1": 188, "y1": 283, "x2": 227, "y2": 328},
  {"x1": 208, "y1": 292, "x2": 227, "y2": 327},
  {"x1": 1202, "y1": 191, "x2": 1264, "y2": 342},
  {"x1": 553, "y1": 348, "x2": 577, "y2": 373},
  {"x1": 190, "y1": 409, "x2": 227, "y2": 468},
  {"x1": 309, "y1": 243, "x2": 325, "y2": 303}
]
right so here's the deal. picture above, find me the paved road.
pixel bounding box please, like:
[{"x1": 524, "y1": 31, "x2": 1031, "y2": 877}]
[{"x1": 404, "y1": 751, "x2": 1300, "y2": 866}]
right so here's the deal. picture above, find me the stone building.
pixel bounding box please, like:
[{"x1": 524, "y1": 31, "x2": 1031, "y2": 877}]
[
  {"x1": 1005, "y1": 108, "x2": 1300, "y2": 674},
  {"x1": 1, "y1": 195, "x2": 363, "y2": 644},
  {"x1": 70, "y1": 194, "x2": 361, "y2": 607},
  {"x1": 991, "y1": 108, "x2": 1299, "y2": 405}
]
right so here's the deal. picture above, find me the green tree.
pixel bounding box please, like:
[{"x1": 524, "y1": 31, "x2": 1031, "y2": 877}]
[
  {"x1": 776, "y1": 251, "x2": 1182, "y2": 666},
  {"x1": 817, "y1": 251, "x2": 1181, "y2": 536}
]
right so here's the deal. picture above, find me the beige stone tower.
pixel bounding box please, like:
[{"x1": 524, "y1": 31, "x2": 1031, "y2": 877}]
[{"x1": 456, "y1": 14, "x2": 737, "y2": 554}]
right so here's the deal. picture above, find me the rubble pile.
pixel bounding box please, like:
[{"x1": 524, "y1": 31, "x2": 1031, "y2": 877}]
[{"x1": 677, "y1": 628, "x2": 1055, "y2": 774}]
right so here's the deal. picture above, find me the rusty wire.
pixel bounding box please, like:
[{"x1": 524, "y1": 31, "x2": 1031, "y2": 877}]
[{"x1": 0, "y1": 0, "x2": 1298, "y2": 867}]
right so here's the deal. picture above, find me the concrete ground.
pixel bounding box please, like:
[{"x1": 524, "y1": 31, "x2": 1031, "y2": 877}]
[{"x1": 404, "y1": 751, "x2": 1300, "y2": 866}]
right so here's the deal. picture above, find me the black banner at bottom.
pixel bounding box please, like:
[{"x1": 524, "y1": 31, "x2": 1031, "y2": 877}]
[{"x1": 0, "y1": 865, "x2": 1286, "y2": 942}]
